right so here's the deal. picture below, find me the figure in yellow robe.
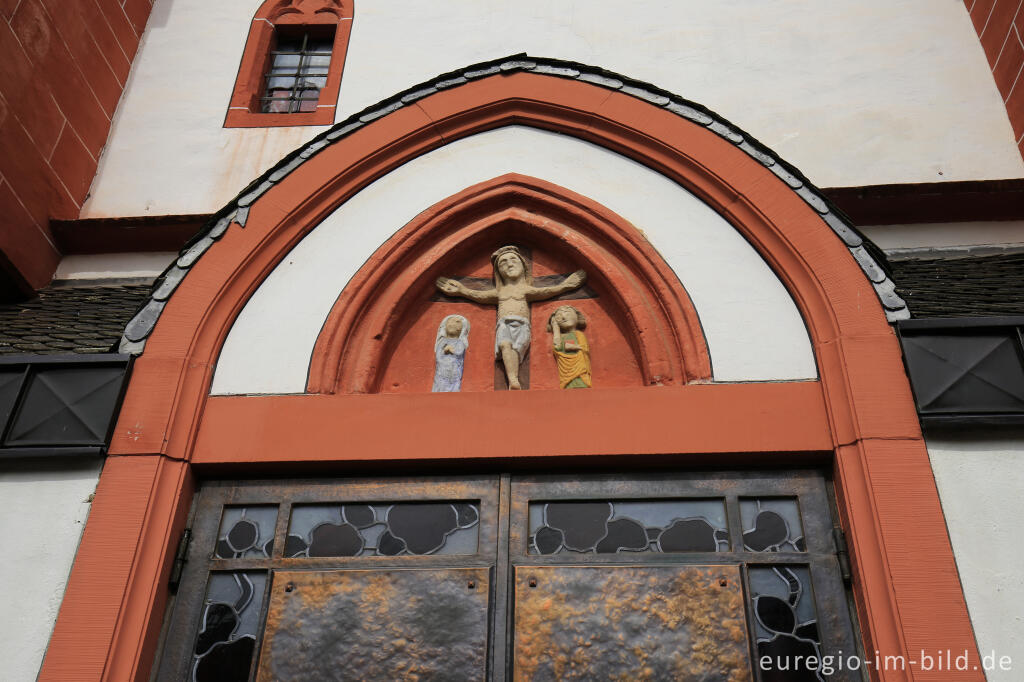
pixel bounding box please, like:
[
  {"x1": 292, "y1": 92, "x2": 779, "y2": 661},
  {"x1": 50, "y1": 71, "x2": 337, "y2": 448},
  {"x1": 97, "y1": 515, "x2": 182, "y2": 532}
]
[{"x1": 548, "y1": 305, "x2": 592, "y2": 389}]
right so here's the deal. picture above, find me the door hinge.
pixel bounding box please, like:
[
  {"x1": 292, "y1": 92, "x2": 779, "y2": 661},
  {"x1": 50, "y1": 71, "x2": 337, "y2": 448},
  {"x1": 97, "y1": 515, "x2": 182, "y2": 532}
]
[
  {"x1": 832, "y1": 527, "x2": 852, "y2": 585},
  {"x1": 168, "y1": 527, "x2": 193, "y2": 593}
]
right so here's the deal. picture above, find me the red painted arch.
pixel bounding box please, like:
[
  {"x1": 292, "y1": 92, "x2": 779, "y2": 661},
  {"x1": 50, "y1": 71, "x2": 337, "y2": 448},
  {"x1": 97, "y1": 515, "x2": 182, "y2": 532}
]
[
  {"x1": 308, "y1": 174, "x2": 712, "y2": 394},
  {"x1": 40, "y1": 71, "x2": 980, "y2": 681}
]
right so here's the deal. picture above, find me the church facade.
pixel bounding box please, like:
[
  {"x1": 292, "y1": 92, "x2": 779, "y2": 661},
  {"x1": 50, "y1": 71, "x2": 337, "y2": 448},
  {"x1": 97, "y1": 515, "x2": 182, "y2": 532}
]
[{"x1": 1, "y1": 1, "x2": 1023, "y2": 680}]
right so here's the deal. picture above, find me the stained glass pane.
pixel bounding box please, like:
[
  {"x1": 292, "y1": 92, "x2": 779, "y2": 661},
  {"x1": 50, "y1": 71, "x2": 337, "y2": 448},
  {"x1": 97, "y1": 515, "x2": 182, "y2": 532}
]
[
  {"x1": 286, "y1": 502, "x2": 480, "y2": 557},
  {"x1": 527, "y1": 499, "x2": 729, "y2": 554},
  {"x1": 740, "y1": 497, "x2": 806, "y2": 552},
  {"x1": 192, "y1": 571, "x2": 267, "y2": 682},
  {"x1": 214, "y1": 506, "x2": 277, "y2": 559},
  {"x1": 748, "y1": 566, "x2": 824, "y2": 681}
]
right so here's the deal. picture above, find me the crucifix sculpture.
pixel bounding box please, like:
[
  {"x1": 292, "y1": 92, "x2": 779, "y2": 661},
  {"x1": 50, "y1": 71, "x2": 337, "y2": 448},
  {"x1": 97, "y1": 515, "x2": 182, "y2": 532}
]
[{"x1": 435, "y1": 245, "x2": 587, "y2": 390}]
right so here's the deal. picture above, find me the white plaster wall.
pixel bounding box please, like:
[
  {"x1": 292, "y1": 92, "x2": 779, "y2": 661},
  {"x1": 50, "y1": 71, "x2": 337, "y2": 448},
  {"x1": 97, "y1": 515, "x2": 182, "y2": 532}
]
[
  {"x1": 54, "y1": 252, "x2": 177, "y2": 281},
  {"x1": 861, "y1": 221, "x2": 1024, "y2": 252},
  {"x1": 82, "y1": 0, "x2": 1023, "y2": 219},
  {"x1": 928, "y1": 437, "x2": 1024, "y2": 682},
  {"x1": 211, "y1": 126, "x2": 815, "y2": 394},
  {"x1": 0, "y1": 460, "x2": 102, "y2": 681}
]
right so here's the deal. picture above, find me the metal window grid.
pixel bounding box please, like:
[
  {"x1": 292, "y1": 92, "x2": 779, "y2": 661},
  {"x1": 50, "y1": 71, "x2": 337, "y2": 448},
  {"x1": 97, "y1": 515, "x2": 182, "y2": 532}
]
[{"x1": 260, "y1": 32, "x2": 333, "y2": 114}]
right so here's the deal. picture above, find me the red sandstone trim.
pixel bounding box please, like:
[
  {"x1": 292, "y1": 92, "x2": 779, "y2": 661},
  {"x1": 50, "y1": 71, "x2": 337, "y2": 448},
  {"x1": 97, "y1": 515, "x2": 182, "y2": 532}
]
[{"x1": 964, "y1": 0, "x2": 1024, "y2": 160}]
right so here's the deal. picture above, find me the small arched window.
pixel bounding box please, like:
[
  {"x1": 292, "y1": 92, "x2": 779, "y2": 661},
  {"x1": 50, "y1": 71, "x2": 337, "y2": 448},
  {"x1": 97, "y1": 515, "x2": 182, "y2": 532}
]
[{"x1": 225, "y1": 0, "x2": 353, "y2": 128}]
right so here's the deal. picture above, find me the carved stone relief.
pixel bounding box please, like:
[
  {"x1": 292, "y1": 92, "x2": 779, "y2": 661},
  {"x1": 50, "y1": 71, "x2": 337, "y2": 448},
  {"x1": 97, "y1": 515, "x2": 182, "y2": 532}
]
[
  {"x1": 432, "y1": 315, "x2": 470, "y2": 392},
  {"x1": 436, "y1": 245, "x2": 586, "y2": 390},
  {"x1": 548, "y1": 305, "x2": 592, "y2": 389}
]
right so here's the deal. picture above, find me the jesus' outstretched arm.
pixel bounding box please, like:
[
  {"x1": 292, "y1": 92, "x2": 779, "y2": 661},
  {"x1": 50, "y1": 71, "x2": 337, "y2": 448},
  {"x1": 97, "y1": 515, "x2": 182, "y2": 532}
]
[
  {"x1": 436, "y1": 277, "x2": 500, "y2": 304},
  {"x1": 526, "y1": 269, "x2": 587, "y2": 301}
]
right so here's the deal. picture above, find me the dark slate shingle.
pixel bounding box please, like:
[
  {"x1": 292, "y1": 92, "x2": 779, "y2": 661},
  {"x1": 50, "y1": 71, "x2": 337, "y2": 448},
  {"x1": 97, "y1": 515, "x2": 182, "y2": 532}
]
[
  {"x1": 890, "y1": 252, "x2": 1024, "y2": 318},
  {"x1": 0, "y1": 284, "x2": 152, "y2": 355}
]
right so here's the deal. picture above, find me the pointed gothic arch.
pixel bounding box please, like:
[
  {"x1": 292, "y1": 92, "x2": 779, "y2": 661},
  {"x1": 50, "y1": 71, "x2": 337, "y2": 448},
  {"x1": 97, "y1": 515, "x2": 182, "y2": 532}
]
[
  {"x1": 308, "y1": 174, "x2": 712, "y2": 394},
  {"x1": 40, "y1": 60, "x2": 978, "y2": 682}
]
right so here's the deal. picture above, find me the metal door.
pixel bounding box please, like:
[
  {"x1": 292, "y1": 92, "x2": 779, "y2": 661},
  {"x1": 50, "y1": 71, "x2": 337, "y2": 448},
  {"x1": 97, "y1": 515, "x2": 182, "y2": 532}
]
[{"x1": 155, "y1": 471, "x2": 860, "y2": 681}]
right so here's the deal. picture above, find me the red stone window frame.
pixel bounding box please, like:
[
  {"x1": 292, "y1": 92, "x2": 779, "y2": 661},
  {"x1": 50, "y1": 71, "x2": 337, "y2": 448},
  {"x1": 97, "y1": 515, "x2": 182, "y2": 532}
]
[{"x1": 225, "y1": 0, "x2": 354, "y2": 128}]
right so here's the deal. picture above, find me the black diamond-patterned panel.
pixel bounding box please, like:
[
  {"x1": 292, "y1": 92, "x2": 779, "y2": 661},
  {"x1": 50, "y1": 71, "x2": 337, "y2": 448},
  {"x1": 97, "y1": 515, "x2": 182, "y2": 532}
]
[
  {"x1": 0, "y1": 367, "x2": 25, "y2": 433},
  {"x1": 902, "y1": 333, "x2": 1024, "y2": 414},
  {"x1": 5, "y1": 366, "x2": 126, "y2": 446}
]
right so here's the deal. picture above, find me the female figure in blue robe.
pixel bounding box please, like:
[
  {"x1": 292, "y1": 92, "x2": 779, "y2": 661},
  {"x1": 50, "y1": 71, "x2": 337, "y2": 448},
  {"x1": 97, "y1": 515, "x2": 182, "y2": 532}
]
[{"x1": 432, "y1": 314, "x2": 470, "y2": 392}]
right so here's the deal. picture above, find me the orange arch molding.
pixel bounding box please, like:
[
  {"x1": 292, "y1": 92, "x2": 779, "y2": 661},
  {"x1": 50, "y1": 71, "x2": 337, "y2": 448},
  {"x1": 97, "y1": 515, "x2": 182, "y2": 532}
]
[
  {"x1": 310, "y1": 174, "x2": 712, "y2": 394},
  {"x1": 41, "y1": 71, "x2": 979, "y2": 680}
]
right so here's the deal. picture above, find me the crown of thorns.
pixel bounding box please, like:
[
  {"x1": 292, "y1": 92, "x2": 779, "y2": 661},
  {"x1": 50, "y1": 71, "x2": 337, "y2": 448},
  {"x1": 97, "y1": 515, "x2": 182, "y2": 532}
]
[{"x1": 490, "y1": 245, "x2": 525, "y2": 266}]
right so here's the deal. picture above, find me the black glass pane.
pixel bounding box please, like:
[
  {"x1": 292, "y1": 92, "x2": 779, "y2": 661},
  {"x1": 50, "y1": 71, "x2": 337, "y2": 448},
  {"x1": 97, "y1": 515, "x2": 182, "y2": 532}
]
[
  {"x1": 532, "y1": 526, "x2": 564, "y2": 554},
  {"x1": 195, "y1": 636, "x2": 255, "y2": 682},
  {"x1": 227, "y1": 520, "x2": 258, "y2": 553},
  {"x1": 594, "y1": 518, "x2": 649, "y2": 553},
  {"x1": 195, "y1": 603, "x2": 237, "y2": 656},
  {"x1": 216, "y1": 540, "x2": 234, "y2": 560},
  {"x1": 343, "y1": 504, "x2": 375, "y2": 528},
  {"x1": 284, "y1": 534, "x2": 308, "y2": 558},
  {"x1": 377, "y1": 530, "x2": 406, "y2": 555},
  {"x1": 387, "y1": 504, "x2": 460, "y2": 554},
  {"x1": 757, "y1": 635, "x2": 821, "y2": 682},
  {"x1": 214, "y1": 507, "x2": 277, "y2": 559},
  {"x1": 544, "y1": 502, "x2": 612, "y2": 551},
  {"x1": 658, "y1": 518, "x2": 719, "y2": 552},
  {"x1": 744, "y1": 511, "x2": 790, "y2": 551},
  {"x1": 756, "y1": 595, "x2": 796, "y2": 634},
  {"x1": 740, "y1": 499, "x2": 805, "y2": 552},
  {"x1": 308, "y1": 522, "x2": 363, "y2": 557},
  {"x1": 795, "y1": 622, "x2": 819, "y2": 641}
]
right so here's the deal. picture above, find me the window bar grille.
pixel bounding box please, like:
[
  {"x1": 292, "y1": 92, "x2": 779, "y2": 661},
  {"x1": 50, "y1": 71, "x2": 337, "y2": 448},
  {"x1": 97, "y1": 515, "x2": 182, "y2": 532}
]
[{"x1": 260, "y1": 33, "x2": 332, "y2": 114}]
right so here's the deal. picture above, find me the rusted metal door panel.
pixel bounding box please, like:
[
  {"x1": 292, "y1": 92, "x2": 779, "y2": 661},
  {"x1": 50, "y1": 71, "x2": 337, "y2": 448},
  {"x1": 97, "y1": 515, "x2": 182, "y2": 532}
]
[
  {"x1": 512, "y1": 564, "x2": 752, "y2": 682},
  {"x1": 256, "y1": 567, "x2": 491, "y2": 681}
]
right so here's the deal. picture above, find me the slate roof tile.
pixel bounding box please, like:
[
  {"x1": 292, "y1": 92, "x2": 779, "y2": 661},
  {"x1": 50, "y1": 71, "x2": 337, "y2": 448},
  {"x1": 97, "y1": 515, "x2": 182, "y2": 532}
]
[
  {"x1": 890, "y1": 252, "x2": 1024, "y2": 318},
  {"x1": 0, "y1": 284, "x2": 152, "y2": 355}
]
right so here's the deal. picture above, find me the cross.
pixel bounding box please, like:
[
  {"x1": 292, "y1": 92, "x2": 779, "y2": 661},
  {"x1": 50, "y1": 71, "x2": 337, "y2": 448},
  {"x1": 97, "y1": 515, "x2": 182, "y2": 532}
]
[{"x1": 435, "y1": 245, "x2": 587, "y2": 390}]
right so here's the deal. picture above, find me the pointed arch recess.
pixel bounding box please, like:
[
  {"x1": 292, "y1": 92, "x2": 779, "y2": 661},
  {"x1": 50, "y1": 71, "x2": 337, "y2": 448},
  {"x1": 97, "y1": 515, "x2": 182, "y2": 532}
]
[
  {"x1": 309, "y1": 174, "x2": 711, "y2": 394},
  {"x1": 40, "y1": 70, "x2": 980, "y2": 682}
]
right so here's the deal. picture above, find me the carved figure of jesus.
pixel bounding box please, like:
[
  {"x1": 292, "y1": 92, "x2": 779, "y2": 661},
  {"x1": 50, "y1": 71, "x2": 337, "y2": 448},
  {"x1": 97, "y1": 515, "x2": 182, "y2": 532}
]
[{"x1": 435, "y1": 245, "x2": 587, "y2": 390}]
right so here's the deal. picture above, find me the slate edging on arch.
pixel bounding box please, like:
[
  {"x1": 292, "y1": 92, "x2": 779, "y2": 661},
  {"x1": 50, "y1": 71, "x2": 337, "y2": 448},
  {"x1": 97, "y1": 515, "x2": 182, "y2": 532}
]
[{"x1": 119, "y1": 54, "x2": 909, "y2": 354}]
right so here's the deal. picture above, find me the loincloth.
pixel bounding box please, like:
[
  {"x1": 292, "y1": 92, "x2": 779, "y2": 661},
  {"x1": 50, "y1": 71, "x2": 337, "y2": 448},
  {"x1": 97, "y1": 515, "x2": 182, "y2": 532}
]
[{"x1": 494, "y1": 316, "x2": 530, "y2": 357}]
